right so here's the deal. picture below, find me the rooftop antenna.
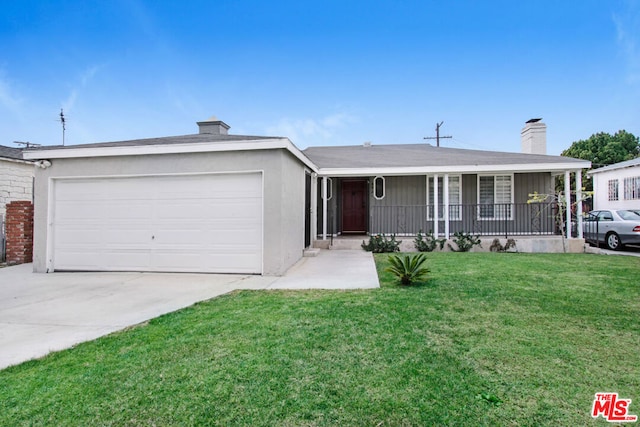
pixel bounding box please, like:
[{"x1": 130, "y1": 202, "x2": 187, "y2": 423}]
[
  {"x1": 13, "y1": 140, "x2": 41, "y2": 149},
  {"x1": 58, "y1": 108, "x2": 66, "y2": 145},
  {"x1": 424, "y1": 121, "x2": 452, "y2": 147}
]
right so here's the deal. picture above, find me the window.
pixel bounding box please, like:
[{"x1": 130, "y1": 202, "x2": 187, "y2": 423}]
[
  {"x1": 427, "y1": 175, "x2": 461, "y2": 220},
  {"x1": 624, "y1": 176, "x2": 640, "y2": 200},
  {"x1": 597, "y1": 211, "x2": 613, "y2": 221},
  {"x1": 478, "y1": 175, "x2": 513, "y2": 219},
  {"x1": 608, "y1": 179, "x2": 619, "y2": 201},
  {"x1": 373, "y1": 176, "x2": 385, "y2": 199}
]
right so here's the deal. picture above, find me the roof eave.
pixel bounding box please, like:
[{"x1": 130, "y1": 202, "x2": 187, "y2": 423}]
[
  {"x1": 0, "y1": 156, "x2": 34, "y2": 165},
  {"x1": 587, "y1": 160, "x2": 640, "y2": 176},
  {"x1": 318, "y1": 161, "x2": 591, "y2": 177},
  {"x1": 23, "y1": 138, "x2": 318, "y2": 173}
]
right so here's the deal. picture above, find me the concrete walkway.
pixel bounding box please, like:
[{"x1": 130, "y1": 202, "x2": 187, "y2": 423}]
[{"x1": 0, "y1": 250, "x2": 378, "y2": 370}]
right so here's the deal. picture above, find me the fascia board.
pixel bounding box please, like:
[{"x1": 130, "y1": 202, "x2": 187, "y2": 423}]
[
  {"x1": 0, "y1": 157, "x2": 34, "y2": 165},
  {"x1": 284, "y1": 139, "x2": 318, "y2": 173},
  {"x1": 23, "y1": 138, "x2": 318, "y2": 172},
  {"x1": 318, "y1": 162, "x2": 592, "y2": 177},
  {"x1": 23, "y1": 138, "x2": 289, "y2": 159},
  {"x1": 588, "y1": 163, "x2": 640, "y2": 176}
]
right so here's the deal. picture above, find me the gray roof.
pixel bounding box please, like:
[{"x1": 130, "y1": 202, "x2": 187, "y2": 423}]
[
  {"x1": 24, "y1": 133, "x2": 282, "y2": 152},
  {"x1": 588, "y1": 157, "x2": 640, "y2": 175},
  {"x1": 303, "y1": 143, "x2": 588, "y2": 168},
  {"x1": 0, "y1": 145, "x2": 25, "y2": 160}
]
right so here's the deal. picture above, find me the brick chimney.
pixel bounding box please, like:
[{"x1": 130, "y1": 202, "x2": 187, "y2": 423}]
[
  {"x1": 197, "y1": 115, "x2": 230, "y2": 135},
  {"x1": 521, "y1": 118, "x2": 546, "y2": 155}
]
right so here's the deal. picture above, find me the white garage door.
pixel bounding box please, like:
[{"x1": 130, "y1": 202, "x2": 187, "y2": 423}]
[{"x1": 51, "y1": 173, "x2": 263, "y2": 273}]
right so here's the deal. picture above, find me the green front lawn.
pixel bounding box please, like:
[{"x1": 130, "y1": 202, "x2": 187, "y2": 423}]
[{"x1": 1, "y1": 253, "x2": 638, "y2": 426}]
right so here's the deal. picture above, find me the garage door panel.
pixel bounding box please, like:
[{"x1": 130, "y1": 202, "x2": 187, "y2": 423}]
[
  {"x1": 52, "y1": 173, "x2": 263, "y2": 274},
  {"x1": 55, "y1": 201, "x2": 109, "y2": 220},
  {"x1": 108, "y1": 202, "x2": 154, "y2": 220},
  {"x1": 103, "y1": 251, "x2": 152, "y2": 271},
  {"x1": 158, "y1": 202, "x2": 261, "y2": 221}
]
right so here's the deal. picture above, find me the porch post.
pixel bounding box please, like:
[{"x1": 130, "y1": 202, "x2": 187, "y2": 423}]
[
  {"x1": 311, "y1": 173, "x2": 318, "y2": 244},
  {"x1": 433, "y1": 174, "x2": 439, "y2": 237},
  {"x1": 576, "y1": 169, "x2": 583, "y2": 239},
  {"x1": 443, "y1": 174, "x2": 450, "y2": 239},
  {"x1": 564, "y1": 170, "x2": 571, "y2": 239},
  {"x1": 322, "y1": 176, "x2": 328, "y2": 240}
]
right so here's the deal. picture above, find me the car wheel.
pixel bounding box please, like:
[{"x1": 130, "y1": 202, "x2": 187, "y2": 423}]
[{"x1": 606, "y1": 232, "x2": 623, "y2": 251}]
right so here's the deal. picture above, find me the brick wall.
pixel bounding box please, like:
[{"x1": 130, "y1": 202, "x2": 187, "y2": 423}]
[
  {"x1": 5, "y1": 201, "x2": 34, "y2": 265},
  {"x1": 0, "y1": 160, "x2": 34, "y2": 218}
]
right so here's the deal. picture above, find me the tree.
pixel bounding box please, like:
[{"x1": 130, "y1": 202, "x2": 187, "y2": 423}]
[{"x1": 559, "y1": 130, "x2": 639, "y2": 192}]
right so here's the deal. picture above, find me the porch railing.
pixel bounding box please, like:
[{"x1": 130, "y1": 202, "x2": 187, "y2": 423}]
[{"x1": 369, "y1": 203, "x2": 558, "y2": 238}]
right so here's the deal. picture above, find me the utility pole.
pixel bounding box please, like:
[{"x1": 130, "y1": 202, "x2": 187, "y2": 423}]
[{"x1": 424, "y1": 121, "x2": 452, "y2": 147}]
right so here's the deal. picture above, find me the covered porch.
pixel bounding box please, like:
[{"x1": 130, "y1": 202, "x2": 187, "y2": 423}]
[{"x1": 311, "y1": 170, "x2": 587, "y2": 244}]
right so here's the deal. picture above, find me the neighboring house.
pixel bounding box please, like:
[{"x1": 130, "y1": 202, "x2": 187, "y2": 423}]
[
  {"x1": 588, "y1": 157, "x2": 640, "y2": 211},
  {"x1": 24, "y1": 117, "x2": 590, "y2": 276},
  {"x1": 0, "y1": 145, "x2": 34, "y2": 218},
  {"x1": 0, "y1": 145, "x2": 33, "y2": 262}
]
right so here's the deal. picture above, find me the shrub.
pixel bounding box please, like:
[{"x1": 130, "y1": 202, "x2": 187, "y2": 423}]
[
  {"x1": 385, "y1": 253, "x2": 430, "y2": 286},
  {"x1": 448, "y1": 231, "x2": 482, "y2": 252},
  {"x1": 489, "y1": 238, "x2": 517, "y2": 252},
  {"x1": 414, "y1": 230, "x2": 446, "y2": 252},
  {"x1": 361, "y1": 234, "x2": 401, "y2": 253}
]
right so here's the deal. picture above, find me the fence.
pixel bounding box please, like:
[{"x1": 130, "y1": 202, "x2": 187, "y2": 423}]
[
  {"x1": 582, "y1": 213, "x2": 602, "y2": 247},
  {"x1": 369, "y1": 203, "x2": 558, "y2": 238}
]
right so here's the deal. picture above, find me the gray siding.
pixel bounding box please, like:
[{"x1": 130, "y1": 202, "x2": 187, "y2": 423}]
[
  {"x1": 370, "y1": 176, "x2": 425, "y2": 234},
  {"x1": 514, "y1": 172, "x2": 553, "y2": 203},
  {"x1": 322, "y1": 172, "x2": 556, "y2": 236},
  {"x1": 370, "y1": 176, "x2": 426, "y2": 206}
]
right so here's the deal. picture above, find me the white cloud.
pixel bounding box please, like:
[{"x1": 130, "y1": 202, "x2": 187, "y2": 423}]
[
  {"x1": 62, "y1": 64, "x2": 103, "y2": 112},
  {"x1": 613, "y1": 2, "x2": 640, "y2": 84},
  {"x1": 0, "y1": 73, "x2": 23, "y2": 114},
  {"x1": 266, "y1": 112, "x2": 357, "y2": 146}
]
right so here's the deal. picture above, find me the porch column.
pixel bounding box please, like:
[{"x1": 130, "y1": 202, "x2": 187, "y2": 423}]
[
  {"x1": 576, "y1": 169, "x2": 583, "y2": 239},
  {"x1": 311, "y1": 173, "x2": 318, "y2": 244},
  {"x1": 433, "y1": 174, "x2": 439, "y2": 237},
  {"x1": 443, "y1": 174, "x2": 450, "y2": 239},
  {"x1": 564, "y1": 170, "x2": 571, "y2": 239},
  {"x1": 322, "y1": 176, "x2": 328, "y2": 240}
]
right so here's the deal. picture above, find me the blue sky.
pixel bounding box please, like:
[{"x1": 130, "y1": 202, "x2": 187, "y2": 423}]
[{"x1": 1, "y1": 0, "x2": 638, "y2": 155}]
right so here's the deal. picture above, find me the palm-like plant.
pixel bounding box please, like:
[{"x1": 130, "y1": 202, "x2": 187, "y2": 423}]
[{"x1": 385, "y1": 253, "x2": 430, "y2": 286}]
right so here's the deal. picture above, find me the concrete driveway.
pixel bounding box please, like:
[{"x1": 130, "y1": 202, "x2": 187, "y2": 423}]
[{"x1": 0, "y1": 250, "x2": 378, "y2": 370}]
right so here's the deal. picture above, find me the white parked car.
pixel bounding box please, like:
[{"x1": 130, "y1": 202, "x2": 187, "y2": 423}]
[{"x1": 583, "y1": 209, "x2": 640, "y2": 250}]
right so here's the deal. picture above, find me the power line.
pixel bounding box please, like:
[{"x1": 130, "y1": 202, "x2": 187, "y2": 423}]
[{"x1": 424, "y1": 121, "x2": 452, "y2": 147}]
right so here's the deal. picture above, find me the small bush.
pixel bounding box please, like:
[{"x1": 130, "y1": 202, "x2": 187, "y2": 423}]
[
  {"x1": 385, "y1": 253, "x2": 430, "y2": 286},
  {"x1": 448, "y1": 231, "x2": 482, "y2": 252},
  {"x1": 414, "y1": 230, "x2": 446, "y2": 252},
  {"x1": 489, "y1": 238, "x2": 517, "y2": 252},
  {"x1": 361, "y1": 234, "x2": 401, "y2": 253}
]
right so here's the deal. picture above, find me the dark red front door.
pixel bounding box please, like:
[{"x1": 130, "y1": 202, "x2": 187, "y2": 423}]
[{"x1": 342, "y1": 180, "x2": 367, "y2": 233}]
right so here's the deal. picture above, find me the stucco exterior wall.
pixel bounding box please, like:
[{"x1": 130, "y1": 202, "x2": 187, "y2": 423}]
[
  {"x1": 32, "y1": 149, "x2": 306, "y2": 275},
  {"x1": 0, "y1": 159, "x2": 34, "y2": 217},
  {"x1": 591, "y1": 165, "x2": 640, "y2": 210}
]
